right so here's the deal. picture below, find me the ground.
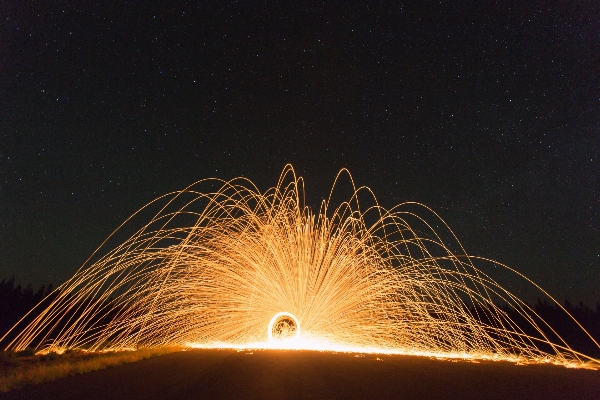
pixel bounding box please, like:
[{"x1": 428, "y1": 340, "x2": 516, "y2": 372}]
[{"x1": 1, "y1": 349, "x2": 599, "y2": 399}]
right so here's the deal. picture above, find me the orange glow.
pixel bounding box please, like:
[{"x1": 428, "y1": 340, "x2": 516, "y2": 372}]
[
  {"x1": 2, "y1": 165, "x2": 598, "y2": 369},
  {"x1": 268, "y1": 312, "x2": 300, "y2": 342}
]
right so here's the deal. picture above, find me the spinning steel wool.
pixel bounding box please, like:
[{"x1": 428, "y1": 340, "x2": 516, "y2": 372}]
[{"x1": 3, "y1": 166, "x2": 598, "y2": 367}]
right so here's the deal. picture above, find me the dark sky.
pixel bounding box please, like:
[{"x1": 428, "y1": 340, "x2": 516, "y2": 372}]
[{"x1": 1, "y1": 1, "x2": 599, "y2": 304}]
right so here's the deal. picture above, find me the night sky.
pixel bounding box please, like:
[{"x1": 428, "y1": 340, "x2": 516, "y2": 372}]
[{"x1": 1, "y1": 2, "x2": 598, "y2": 304}]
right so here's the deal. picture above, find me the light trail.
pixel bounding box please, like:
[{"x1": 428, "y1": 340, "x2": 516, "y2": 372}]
[{"x1": 2, "y1": 165, "x2": 598, "y2": 368}]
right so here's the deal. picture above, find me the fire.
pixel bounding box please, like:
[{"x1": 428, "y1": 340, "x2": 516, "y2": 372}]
[
  {"x1": 2, "y1": 165, "x2": 598, "y2": 368},
  {"x1": 268, "y1": 312, "x2": 300, "y2": 342}
]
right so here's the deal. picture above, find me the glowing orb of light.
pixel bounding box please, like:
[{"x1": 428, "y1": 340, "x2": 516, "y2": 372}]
[{"x1": 268, "y1": 312, "x2": 300, "y2": 341}]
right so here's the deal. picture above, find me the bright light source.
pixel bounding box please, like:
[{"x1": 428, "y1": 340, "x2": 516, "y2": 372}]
[{"x1": 268, "y1": 312, "x2": 300, "y2": 342}]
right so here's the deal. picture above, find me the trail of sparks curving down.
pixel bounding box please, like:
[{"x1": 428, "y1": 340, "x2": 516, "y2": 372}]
[{"x1": 3, "y1": 166, "x2": 599, "y2": 368}]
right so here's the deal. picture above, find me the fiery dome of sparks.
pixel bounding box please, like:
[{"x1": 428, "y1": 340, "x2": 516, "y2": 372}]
[{"x1": 3, "y1": 166, "x2": 599, "y2": 367}]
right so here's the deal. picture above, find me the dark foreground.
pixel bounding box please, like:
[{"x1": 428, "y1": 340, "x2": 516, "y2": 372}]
[{"x1": 2, "y1": 349, "x2": 599, "y2": 400}]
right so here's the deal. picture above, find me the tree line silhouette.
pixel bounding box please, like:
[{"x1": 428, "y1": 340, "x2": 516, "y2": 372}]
[
  {"x1": 0, "y1": 276, "x2": 599, "y2": 358},
  {"x1": 0, "y1": 277, "x2": 55, "y2": 344}
]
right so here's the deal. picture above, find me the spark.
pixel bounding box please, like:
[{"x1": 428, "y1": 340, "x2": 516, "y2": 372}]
[{"x1": 2, "y1": 165, "x2": 598, "y2": 368}]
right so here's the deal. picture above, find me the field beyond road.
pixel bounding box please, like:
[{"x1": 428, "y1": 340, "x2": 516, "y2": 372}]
[{"x1": 1, "y1": 349, "x2": 599, "y2": 400}]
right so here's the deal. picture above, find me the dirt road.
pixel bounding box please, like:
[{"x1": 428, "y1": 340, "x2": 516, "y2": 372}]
[{"x1": 2, "y1": 349, "x2": 599, "y2": 399}]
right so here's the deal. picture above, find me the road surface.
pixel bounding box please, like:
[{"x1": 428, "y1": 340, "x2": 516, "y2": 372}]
[{"x1": 2, "y1": 349, "x2": 599, "y2": 399}]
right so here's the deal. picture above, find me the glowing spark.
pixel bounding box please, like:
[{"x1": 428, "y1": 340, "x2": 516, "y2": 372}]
[
  {"x1": 268, "y1": 312, "x2": 300, "y2": 342},
  {"x1": 2, "y1": 165, "x2": 598, "y2": 368}
]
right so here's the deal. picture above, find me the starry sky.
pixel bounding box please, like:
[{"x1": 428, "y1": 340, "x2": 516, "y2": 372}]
[{"x1": 1, "y1": 2, "x2": 599, "y2": 304}]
